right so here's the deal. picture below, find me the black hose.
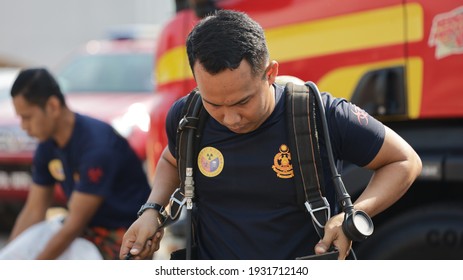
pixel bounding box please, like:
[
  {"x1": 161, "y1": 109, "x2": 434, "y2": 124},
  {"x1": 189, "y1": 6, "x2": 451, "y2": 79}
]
[{"x1": 305, "y1": 81, "x2": 355, "y2": 214}]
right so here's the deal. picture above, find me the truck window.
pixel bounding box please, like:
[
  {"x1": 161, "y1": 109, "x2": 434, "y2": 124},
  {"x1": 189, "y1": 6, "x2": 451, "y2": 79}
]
[{"x1": 351, "y1": 67, "x2": 406, "y2": 117}]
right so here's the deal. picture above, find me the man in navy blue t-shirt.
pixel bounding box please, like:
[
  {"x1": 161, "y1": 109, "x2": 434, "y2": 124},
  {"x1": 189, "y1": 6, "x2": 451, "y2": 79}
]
[
  {"x1": 120, "y1": 10, "x2": 422, "y2": 260},
  {"x1": 5, "y1": 68, "x2": 151, "y2": 259}
]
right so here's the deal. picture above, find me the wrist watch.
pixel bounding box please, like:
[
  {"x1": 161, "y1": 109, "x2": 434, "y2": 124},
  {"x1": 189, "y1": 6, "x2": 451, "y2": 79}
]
[{"x1": 137, "y1": 202, "x2": 164, "y2": 217}]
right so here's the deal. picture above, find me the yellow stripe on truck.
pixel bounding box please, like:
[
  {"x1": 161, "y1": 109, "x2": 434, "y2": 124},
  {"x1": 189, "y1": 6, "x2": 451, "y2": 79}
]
[
  {"x1": 156, "y1": 3, "x2": 423, "y2": 85},
  {"x1": 267, "y1": 3, "x2": 423, "y2": 61},
  {"x1": 317, "y1": 57, "x2": 423, "y2": 119}
]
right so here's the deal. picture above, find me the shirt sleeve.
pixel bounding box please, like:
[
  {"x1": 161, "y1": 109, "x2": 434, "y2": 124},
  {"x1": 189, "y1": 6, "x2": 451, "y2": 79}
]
[
  {"x1": 32, "y1": 142, "x2": 56, "y2": 187},
  {"x1": 325, "y1": 93, "x2": 385, "y2": 167}
]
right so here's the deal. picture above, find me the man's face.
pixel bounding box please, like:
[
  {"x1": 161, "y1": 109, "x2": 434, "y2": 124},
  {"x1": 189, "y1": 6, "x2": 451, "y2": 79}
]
[
  {"x1": 12, "y1": 95, "x2": 55, "y2": 142},
  {"x1": 193, "y1": 59, "x2": 277, "y2": 134}
]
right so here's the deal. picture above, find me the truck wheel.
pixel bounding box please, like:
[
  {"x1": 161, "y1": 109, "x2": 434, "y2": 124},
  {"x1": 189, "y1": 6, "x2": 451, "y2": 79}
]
[{"x1": 354, "y1": 203, "x2": 463, "y2": 259}]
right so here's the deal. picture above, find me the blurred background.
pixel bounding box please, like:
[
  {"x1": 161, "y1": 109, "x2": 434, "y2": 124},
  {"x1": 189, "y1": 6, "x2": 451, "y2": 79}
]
[
  {"x1": 0, "y1": 0, "x2": 174, "y2": 68},
  {"x1": 1, "y1": 0, "x2": 463, "y2": 260},
  {"x1": 0, "y1": 0, "x2": 178, "y2": 260}
]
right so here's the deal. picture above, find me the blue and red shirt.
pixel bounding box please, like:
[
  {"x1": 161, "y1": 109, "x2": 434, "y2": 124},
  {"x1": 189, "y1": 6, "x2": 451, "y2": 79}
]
[{"x1": 32, "y1": 113, "x2": 151, "y2": 229}]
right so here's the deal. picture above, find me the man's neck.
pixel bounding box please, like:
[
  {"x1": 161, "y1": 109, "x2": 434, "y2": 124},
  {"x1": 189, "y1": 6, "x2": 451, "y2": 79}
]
[{"x1": 53, "y1": 109, "x2": 76, "y2": 148}]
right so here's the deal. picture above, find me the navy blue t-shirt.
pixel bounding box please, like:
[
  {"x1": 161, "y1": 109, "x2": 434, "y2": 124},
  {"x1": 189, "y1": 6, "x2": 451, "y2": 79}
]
[
  {"x1": 32, "y1": 113, "x2": 151, "y2": 229},
  {"x1": 166, "y1": 84, "x2": 385, "y2": 259}
]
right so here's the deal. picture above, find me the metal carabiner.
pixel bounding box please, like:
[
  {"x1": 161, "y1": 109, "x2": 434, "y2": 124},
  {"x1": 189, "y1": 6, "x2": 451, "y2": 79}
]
[
  {"x1": 167, "y1": 188, "x2": 187, "y2": 220},
  {"x1": 304, "y1": 196, "x2": 331, "y2": 229}
]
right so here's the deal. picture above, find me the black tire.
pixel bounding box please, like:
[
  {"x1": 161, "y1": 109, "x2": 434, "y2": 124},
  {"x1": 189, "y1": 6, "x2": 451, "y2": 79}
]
[{"x1": 354, "y1": 203, "x2": 463, "y2": 259}]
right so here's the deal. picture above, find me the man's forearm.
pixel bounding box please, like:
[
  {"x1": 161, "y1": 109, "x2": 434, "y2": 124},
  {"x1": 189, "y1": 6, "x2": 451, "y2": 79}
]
[
  {"x1": 354, "y1": 158, "x2": 421, "y2": 217},
  {"x1": 35, "y1": 225, "x2": 81, "y2": 260}
]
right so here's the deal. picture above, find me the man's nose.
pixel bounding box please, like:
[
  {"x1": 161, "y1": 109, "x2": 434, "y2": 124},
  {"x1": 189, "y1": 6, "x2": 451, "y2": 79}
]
[
  {"x1": 20, "y1": 119, "x2": 26, "y2": 130},
  {"x1": 20, "y1": 119, "x2": 29, "y2": 132},
  {"x1": 222, "y1": 109, "x2": 241, "y2": 127}
]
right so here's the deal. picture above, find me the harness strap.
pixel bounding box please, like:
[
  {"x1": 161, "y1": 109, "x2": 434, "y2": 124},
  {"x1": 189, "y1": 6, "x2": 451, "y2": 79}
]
[
  {"x1": 155, "y1": 89, "x2": 206, "y2": 259},
  {"x1": 176, "y1": 89, "x2": 202, "y2": 191},
  {"x1": 285, "y1": 82, "x2": 330, "y2": 238},
  {"x1": 151, "y1": 90, "x2": 199, "y2": 237}
]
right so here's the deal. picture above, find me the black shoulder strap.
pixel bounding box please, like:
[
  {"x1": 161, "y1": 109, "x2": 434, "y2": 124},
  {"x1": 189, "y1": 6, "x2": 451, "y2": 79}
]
[
  {"x1": 175, "y1": 87, "x2": 210, "y2": 204},
  {"x1": 285, "y1": 82, "x2": 330, "y2": 235},
  {"x1": 160, "y1": 89, "x2": 207, "y2": 229},
  {"x1": 169, "y1": 89, "x2": 208, "y2": 259},
  {"x1": 176, "y1": 88, "x2": 202, "y2": 195}
]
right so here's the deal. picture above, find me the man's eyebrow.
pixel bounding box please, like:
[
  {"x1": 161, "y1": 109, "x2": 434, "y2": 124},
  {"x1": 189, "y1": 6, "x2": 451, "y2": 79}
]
[
  {"x1": 202, "y1": 95, "x2": 251, "y2": 107},
  {"x1": 201, "y1": 97, "x2": 221, "y2": 106}
]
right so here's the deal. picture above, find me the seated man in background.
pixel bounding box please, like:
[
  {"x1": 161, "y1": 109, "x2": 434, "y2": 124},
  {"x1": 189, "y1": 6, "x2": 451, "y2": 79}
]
[{"x1": 0, "y1": 68, "x2": 151, "y2": 259}]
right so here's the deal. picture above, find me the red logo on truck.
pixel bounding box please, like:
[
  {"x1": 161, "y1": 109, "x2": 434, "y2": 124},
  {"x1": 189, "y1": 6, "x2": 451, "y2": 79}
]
[{"x1": 428, "y1": 6, "x2": 463, "y2": 59}]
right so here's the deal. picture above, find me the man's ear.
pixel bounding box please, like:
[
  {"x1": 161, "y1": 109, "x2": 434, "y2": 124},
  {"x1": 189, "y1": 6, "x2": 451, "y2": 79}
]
[
  {"x1": 45, "y1": 96, "x2": 62, "y2": 117},
  {"x1": 266, "y1": 60, "x2": 279, "y2": 84}
]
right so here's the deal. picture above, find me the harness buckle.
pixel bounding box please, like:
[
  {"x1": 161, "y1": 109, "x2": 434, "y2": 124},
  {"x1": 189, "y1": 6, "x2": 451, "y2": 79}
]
[
  {"x1": 167, "y1": 188, "x2": 186, "y2": 221},
  {"x1": 178, "y1": 116, "x2": 188, "y2": 131},
  {"x1": 178, "y1": 116, "x2": 200, "y2": 131},
  {"x1": 304, "y1": 196, "x2": 331, "y2": 229}
]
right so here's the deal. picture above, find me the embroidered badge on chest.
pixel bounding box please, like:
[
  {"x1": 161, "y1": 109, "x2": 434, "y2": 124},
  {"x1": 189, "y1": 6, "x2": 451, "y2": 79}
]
[
  {"x1": 272, "y1": 144, "x2": 294, "y2": 179},
  {"x1": 197, "y1": 146, "x2": 224, "y2": 177},
  {"x1": 48, "y1": 159, "x2": 65, "y2": 181}
]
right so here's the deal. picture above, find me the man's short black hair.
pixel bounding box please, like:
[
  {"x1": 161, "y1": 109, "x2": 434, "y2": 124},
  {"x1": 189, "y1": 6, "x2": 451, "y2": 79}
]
[
  {"x1": 11, "y1": 68, "x2": 66, "y2": 109},
  {"x1": 186, "y1": 9, "x2": 269, "y2": 77}
]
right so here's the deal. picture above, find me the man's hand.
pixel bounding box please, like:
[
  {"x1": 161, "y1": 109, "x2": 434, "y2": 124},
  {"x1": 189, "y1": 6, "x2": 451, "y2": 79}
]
[
  {"x1": 119, "y1": 211, "x2": 164, "y2": 260},
  {"x1": 314, "y1": 213, "x2": 352, "y2": 260}
]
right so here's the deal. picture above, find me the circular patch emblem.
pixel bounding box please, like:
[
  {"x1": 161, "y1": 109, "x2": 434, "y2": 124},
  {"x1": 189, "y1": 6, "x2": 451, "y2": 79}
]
[
  {"x1": 197, "y1": 147, "x2": 224, "y2": 177},
  {"x1": 48, "y1": 159, "x2": 65, "y2": 181}
]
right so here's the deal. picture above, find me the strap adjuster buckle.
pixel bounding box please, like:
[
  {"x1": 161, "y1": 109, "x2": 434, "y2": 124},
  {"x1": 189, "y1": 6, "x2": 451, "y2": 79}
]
[
  {"x1": 304, "y1": 196, "x2": 331, "y2": 229},
  {"x1": 178, "y1": 116, "x2": 199, "y2": 131}
]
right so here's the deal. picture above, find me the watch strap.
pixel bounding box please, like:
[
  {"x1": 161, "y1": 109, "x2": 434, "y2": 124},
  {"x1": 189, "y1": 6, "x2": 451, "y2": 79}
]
[{"x1": 137, "y1": 202, "x2": 164, "y2": 217}]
